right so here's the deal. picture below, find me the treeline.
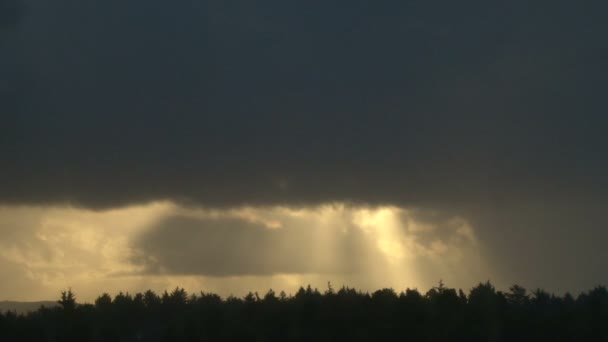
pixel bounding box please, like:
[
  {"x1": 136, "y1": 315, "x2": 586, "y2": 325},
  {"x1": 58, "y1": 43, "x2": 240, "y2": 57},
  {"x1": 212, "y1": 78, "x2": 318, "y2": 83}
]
[{"x1": 1, "y1": 281, "x2": 608, "y2": 341}]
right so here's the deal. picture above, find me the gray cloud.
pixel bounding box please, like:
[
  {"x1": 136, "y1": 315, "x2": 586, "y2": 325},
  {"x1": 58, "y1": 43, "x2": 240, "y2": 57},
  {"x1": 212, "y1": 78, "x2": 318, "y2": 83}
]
[
  {"x1": 458, "y1": 200, "x2": 608, "y2": 292},
  {"x1": 0, "y1": 0, "x2": 24, "y2": 30},
  {"x1": 132, "y1": 214, "x2": 378, "y2": 276},
  {"x1": 1, "y1": 0, "x2": 607, "y2": 210}
]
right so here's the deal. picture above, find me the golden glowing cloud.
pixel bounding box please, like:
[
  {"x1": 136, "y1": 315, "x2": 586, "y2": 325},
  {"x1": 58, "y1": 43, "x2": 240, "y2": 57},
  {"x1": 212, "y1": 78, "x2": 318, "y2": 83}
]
[{"x1": 0, "y1": 203, "x2": 489, "y2": 301}]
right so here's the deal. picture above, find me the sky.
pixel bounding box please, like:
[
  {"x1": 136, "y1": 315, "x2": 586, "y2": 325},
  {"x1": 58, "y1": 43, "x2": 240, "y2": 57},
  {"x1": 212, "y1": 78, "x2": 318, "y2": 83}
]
[{"x1": 1, "y1": 0, "x2": 607, "y2": 302}]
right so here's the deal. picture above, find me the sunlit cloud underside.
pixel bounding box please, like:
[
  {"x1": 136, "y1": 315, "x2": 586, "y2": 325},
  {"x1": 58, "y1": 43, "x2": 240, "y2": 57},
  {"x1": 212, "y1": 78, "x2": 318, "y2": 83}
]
[{"x1": 0, "y1": 202, "x2": 489, "y2": 301}]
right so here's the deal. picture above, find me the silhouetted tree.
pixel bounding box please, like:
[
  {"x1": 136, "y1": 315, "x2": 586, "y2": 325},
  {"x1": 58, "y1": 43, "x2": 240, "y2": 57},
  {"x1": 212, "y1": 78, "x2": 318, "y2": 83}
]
[
  {"x1": 2, "y1": 282, "x2": 608, "y2": 341},
  {"x1": 506, "y1": 284, "x2": 529, "y2": 306},
  {"x1": 94, "y1": 293, "x2": 112, "y2": 310},
  {"x1": 466, "y1": 281, "x2": 506, "y2": 340},
  {"x1": 58, "y1": 289, "x2": 76, "y2": 311}
]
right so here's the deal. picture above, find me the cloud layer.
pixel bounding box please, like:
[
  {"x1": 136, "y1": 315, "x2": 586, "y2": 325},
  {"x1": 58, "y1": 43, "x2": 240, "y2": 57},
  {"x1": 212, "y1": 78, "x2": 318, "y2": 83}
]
[
  {"x1": 0, "y1": 0, "x2": 24, "y2": 30},
  {"x1": 1, "y1": 1, "x2": 608, "y2": 295},
  {"x1": 2, "y1": 0, "x2": 607, "y2": 209}
]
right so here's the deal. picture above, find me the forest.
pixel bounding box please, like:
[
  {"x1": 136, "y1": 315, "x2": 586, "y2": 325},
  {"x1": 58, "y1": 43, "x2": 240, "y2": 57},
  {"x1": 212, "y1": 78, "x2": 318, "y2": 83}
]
[{"x1": 1, "y1": 281, "x2": 607, "y2": 341}]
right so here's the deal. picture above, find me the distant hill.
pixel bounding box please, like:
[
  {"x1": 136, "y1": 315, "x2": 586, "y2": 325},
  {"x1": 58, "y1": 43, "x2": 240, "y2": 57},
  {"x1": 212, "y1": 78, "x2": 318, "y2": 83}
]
[{"x1": 0, "y1": 301, "x2": 57, "y2": 314}]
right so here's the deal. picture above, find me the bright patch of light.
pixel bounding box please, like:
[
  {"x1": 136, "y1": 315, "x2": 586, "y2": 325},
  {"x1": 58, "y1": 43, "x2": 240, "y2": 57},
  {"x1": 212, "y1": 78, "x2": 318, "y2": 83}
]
[{"x1": 0, "y1": 202, "x2": 486, "y2": 301}]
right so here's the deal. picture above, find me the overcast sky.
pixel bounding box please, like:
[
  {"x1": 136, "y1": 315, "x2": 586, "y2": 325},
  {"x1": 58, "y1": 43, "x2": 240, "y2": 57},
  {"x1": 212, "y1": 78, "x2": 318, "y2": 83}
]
[{"x1": 1, "y1": 0, "x2": 607, "y2": 301}]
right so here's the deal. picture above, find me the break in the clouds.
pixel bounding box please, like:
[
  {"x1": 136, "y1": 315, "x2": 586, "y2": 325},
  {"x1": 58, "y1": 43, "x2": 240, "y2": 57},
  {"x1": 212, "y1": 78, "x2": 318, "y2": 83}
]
[
  {"x1": 1, "y1": 0, "x2": 608, "y2": 296},
  {"x1": 0, "y1": 204, "x2": 485, "y2": 301},
  {"x1": 133, "y1": 215, "x2": 372, "y2": 276},
  {"x1": 132, "y1": 206, "x2": 479, "y2": 278}
]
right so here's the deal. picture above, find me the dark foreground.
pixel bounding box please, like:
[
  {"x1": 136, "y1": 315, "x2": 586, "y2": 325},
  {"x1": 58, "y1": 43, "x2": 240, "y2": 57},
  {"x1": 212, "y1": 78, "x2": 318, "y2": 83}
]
[{"x1": 1, "y1": 282, "x2": 607, "y2": 341}]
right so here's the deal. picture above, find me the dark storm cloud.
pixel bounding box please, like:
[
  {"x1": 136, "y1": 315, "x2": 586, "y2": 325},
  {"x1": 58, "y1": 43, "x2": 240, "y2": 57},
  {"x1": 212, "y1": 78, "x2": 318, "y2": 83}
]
[
  {"x1": 131, "y1": 215, "x2": 376, "y2": 276},
  {"x1": 2, "y1": 0, "x2": 607, "y2": 209},
  {"x1": 0, "y1": 0, "x2": 24, "y2": 30},
  {"x1": 459, "y1": 200, "x2": 608, "y2": 292},
  {"x1": 2, "y1": 0, "x2": 608, "y2": 290}
]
